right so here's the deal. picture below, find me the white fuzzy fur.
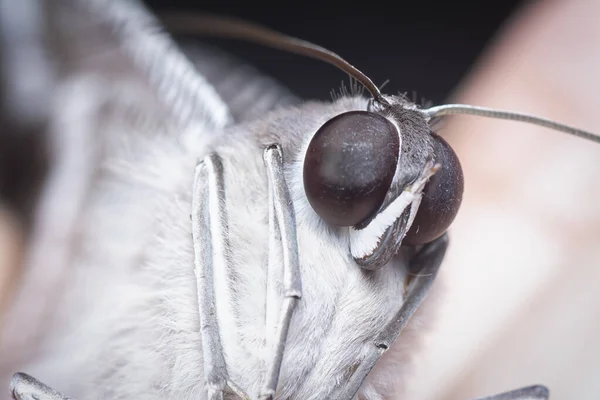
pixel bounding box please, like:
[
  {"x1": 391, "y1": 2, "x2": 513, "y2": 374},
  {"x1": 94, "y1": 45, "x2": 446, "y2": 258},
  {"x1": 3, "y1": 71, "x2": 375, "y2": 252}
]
[
  {"x1": 0, "y1": 1, "x2": 441, "y2": 398},
  {"x1": 1, "y1": 88, "x2": 438, "y2": 399}
]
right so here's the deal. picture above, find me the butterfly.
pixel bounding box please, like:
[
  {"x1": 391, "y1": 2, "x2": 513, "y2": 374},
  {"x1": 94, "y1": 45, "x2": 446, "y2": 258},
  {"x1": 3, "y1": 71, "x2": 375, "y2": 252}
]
[{"x1": 1, "y1": 0, "x2": 598, "y2": 399}]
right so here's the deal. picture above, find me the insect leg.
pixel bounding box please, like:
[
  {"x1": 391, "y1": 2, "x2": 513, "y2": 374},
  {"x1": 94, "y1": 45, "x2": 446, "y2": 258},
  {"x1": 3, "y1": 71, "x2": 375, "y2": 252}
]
[
  {"x1": 471, "y1": 384, "x2": 549, "y2": 400},
  {"x1": 10, "y1": 372, "x2": 73, "y2": 400},
  {"x1": 260, "y1": 144, "x2": 302, "y2": 400},
  {"x1": 192, "y1": 155, "x2": 249, "y2": 400},
  {"x1": 330, "y1": 233, "x2": 448, "y2": 400}
]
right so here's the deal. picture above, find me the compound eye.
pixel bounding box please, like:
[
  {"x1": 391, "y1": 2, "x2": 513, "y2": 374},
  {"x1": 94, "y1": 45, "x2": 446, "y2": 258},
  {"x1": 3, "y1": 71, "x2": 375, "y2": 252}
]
[
  {"x1": 404, "y1": 132, "x2": 464, "y2": 246},
  {"x1": 303, "y1": 111, "x2": 399, "y2": 227}
]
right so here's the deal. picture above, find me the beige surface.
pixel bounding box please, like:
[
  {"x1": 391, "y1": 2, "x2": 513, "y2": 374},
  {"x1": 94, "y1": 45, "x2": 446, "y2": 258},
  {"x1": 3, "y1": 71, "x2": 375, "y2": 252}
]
[{"x1": 404, "y1": 0, "x2": 600, "y2": 399}]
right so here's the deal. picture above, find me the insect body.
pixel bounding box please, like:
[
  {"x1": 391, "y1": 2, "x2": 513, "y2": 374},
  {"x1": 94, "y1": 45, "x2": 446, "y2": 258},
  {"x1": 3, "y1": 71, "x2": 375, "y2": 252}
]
[{"x1": 1, "y1": 1, "x2": 598, "y2": 399}]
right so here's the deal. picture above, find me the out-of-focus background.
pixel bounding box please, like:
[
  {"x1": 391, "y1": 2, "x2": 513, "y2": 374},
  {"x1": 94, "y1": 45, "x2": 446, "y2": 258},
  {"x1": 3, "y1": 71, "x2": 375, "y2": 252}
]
[
  {"x1": 143, "y1": 0, "x2": 523, "y2": 104},
  {"x1": 2, "y1": 1, "x2": 600, "y2": 399}
]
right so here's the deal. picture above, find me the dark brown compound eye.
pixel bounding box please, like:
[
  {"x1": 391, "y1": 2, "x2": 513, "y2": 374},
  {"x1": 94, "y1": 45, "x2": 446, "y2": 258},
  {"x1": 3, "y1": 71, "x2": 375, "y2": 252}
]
[
  {"x1": 404, "y1": 132, "x2": 464, "y2": 246},
  {"x1": 303, "y1": 111, "x2": 399, "y2": 227}
]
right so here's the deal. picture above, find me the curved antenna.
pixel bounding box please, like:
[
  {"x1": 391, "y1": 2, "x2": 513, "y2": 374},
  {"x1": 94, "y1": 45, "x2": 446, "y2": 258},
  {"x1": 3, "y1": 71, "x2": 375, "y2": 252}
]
[
  {"x1": 159, "y1": 12, "x2": 388, "y2": 105},
  {"x1": 424, "y1": 104, "x2": 600, "y2": 144}
]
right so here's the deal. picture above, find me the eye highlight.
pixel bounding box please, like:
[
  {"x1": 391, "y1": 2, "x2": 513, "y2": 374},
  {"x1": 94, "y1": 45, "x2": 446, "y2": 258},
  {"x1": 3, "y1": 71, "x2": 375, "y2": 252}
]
[
  {"x1": 404, "y1": 132, "x2": 464, "y2": 245},
  {"x1": 303, "y1": 111, "x2": 399, "y2": 227}
]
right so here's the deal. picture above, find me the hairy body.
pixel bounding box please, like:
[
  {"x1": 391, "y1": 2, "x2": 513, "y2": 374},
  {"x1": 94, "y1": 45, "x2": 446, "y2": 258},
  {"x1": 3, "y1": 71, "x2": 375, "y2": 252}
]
[{"x1": 0, "y1": 17, "x2": 437, "y2": 394}]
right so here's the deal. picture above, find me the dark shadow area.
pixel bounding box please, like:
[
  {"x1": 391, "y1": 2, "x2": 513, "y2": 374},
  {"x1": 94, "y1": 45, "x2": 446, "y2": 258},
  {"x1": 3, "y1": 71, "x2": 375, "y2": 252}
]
[{"x1": 143, "y1": 1, "x2": 524, "y2": 104}]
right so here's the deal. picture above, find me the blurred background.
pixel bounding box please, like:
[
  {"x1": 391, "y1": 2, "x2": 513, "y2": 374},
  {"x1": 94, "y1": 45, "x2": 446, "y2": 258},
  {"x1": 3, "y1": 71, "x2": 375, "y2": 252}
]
[{"x1": 143, "y1": 0, "x2": 523, "y2": 104}]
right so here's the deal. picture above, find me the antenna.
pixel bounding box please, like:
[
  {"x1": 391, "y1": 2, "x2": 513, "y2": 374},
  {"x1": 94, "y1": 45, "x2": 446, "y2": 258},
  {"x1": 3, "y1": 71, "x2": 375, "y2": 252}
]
[
  {"x1": 160, "y1": 13, "x2": 600, "y2": 144},
  {"x1": 159, "y1": 12, "x2": 388, "y2": 105},
  {"x1": 424, "y1": 104, "x2": 600, "y2": 144}
]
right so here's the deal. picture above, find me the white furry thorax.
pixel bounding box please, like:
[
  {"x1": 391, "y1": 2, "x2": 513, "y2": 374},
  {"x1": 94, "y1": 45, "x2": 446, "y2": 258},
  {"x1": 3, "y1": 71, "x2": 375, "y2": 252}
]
[{"x1": 1, "y1": 95, "x2": 436, "y2": 400}]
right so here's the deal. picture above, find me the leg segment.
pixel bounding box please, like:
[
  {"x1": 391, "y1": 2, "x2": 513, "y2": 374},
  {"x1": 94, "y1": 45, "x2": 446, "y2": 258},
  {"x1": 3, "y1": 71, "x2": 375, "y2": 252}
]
[
  {"x1": 260, "y1": 144, "x2": 302, "y2": 400},
  {"x1": 331, "y1": 233, "x2": 449, "y2": 400},
  {"x1": 192, "y1": 154, "x2": 249, "y2": 400},
  {"x1": 192, "y1": 156, "x2": 228, "y2": 399}
]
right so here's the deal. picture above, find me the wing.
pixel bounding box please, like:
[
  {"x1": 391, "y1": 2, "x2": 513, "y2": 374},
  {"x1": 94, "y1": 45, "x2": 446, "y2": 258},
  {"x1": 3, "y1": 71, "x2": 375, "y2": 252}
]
[
  {"x1": 0, "y1": 0, "x2": 296, "y2": 388},
  {"x1": 0, "y1": 0, "x2": 235, "y2": 233},
  {"x1": 180, "y1": 42, "x2": 298, "y2": 123}
]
